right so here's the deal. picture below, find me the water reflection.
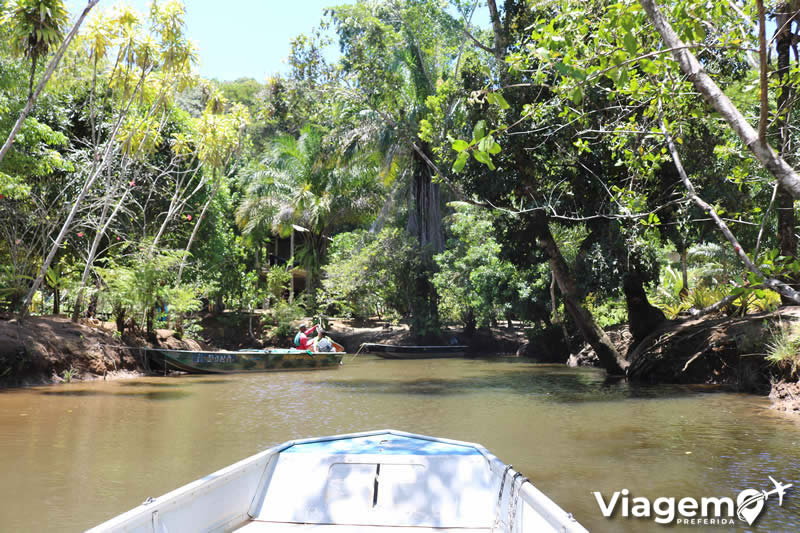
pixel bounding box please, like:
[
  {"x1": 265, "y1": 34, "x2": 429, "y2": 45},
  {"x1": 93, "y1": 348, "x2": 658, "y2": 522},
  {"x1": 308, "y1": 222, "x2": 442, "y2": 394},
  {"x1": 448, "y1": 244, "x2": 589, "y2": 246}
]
[
  {"x1": 38, "y1": 389, "x2": 192, "y2": 400},
  {"x1": 322, "y1": 366, "x2": 716, "y2": 405},
  {"x1": 116, "y1": 381, "x2": 186, "y2": 388},
  {"x1": 116, "y1": 378, "x2": 232, "y2": 386},
  {"x1": 0, "y1": 358, "x2": 798, "y2": 532}
]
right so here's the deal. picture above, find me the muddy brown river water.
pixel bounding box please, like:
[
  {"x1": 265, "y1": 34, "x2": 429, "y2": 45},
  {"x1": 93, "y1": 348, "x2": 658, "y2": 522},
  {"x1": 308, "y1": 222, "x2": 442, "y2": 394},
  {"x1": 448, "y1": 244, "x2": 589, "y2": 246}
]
[{"x1": 1, "y1": 357, "x2": 799, "y2": 532}]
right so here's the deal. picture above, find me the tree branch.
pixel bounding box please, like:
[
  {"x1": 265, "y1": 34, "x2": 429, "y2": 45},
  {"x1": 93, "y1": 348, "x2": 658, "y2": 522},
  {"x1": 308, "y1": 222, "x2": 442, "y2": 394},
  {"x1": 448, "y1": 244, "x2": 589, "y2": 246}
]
[
  {"x1": 658, "y1": 108, "x2": 800, "y2": 304},
  {"x1": 641, "y1": 0, "x2": 800, "y2": 199},
  {"x1": 463, "y1": 27, "x2": 496, "y2": 55},
  {"x1": 758, "y1": 0, "x2": 769, "y2": 147}
]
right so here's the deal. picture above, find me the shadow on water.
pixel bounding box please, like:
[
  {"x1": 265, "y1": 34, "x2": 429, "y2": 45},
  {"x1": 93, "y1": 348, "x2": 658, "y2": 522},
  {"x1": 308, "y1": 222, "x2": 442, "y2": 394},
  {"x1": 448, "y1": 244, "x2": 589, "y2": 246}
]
[
  {"x1": 156, "y1": 377, "x2": 232, "y2": 385},
  {"x1": 116, "y1": 381, "x2": 185, "y2": 388},
  {"x1": 322, "y1": 367, "x2": 736, "y2": 404},
  {"x1": 117, "y1": 378, "x2": 231, "y2": 387},
  {"x1": 38, "y1": 389, "x2": 192, "y2": 401}
]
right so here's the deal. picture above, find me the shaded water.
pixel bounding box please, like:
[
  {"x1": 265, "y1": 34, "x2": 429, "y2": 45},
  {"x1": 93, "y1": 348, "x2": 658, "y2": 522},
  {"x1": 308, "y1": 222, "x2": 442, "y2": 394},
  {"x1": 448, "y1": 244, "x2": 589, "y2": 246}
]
[{"x1": 1, "y1": 357, "x2": 799, "y2": 532}]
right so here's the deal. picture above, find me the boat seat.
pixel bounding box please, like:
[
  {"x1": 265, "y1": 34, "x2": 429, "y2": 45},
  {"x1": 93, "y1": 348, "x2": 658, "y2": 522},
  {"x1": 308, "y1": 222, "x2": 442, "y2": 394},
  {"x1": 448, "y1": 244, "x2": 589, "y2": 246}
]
[
  {"x1": 250, "y1": 450, "x2": 496, "y2": 529},
  {"x1": 236, "y1": 521, "x2": 492, "y2": 532}
]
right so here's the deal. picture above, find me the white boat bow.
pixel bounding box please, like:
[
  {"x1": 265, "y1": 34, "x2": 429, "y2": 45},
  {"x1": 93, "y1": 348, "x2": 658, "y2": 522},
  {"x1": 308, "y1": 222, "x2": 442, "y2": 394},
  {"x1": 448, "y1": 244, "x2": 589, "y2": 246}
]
[{"x1": 88, "y1": 429, "x2": 587, "y2": 532}]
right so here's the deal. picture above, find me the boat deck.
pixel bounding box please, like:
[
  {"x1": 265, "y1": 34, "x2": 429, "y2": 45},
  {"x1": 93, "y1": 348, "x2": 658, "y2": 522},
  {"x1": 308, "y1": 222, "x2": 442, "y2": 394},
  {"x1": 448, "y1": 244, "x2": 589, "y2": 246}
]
[
  {"x1": 89, "y1": 431, "x2": 587, "y2": 533},
  {"x1": 237, "y1": 522, "x2": 491, "y2": 532}
]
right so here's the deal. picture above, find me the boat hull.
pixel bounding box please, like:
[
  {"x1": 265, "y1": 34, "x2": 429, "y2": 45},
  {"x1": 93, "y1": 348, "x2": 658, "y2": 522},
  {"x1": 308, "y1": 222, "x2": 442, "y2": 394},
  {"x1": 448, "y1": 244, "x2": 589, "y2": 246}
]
[
  {"x1": 89, "y1": 429, "x2": 588, "y2": 533},
  {"x1": 361, "y1": 343, "x2": 467, "y2": 359},
  {"x1": 146, "y1": 348, "x2": 343, "y2": 374}
]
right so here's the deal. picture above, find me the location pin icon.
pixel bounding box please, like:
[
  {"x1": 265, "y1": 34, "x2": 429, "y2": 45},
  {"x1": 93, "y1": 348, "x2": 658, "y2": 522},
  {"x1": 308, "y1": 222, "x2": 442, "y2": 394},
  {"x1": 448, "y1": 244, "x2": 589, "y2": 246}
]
[{"x1": 737, "y1": 489, "x2": 765, "y2": 526}]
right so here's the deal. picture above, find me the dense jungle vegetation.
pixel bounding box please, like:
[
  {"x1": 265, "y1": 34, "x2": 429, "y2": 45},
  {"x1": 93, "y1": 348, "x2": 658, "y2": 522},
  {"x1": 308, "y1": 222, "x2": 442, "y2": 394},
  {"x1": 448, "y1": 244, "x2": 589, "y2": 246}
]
[{"x1": 4, "y1": 0, "x2": 800, "y2": 380}]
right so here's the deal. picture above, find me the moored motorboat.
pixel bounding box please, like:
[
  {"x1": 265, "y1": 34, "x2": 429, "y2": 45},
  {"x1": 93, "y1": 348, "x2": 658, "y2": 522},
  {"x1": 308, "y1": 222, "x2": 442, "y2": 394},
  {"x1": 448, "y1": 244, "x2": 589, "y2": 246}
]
[
  {"x1": 145, "y1": 345, "x2": 344, "y2": 374},
  {"x1": 88, "y1": 429, "x2": 587, "y2": 532},
  {"x1": 361, "y1": 342, "x2": 468, "y2": 359}
]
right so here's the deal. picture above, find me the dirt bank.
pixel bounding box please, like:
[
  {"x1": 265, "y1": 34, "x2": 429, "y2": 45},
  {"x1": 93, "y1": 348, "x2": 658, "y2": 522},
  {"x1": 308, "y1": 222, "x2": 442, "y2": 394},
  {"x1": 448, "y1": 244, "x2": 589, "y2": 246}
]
[
  {"x1": 0, "y1": 316, "x2": 205, "y2": 388},
  {"x1": 770, "y1": 380, "x2": 800, "y2": 414},
  {"x1": 573, "y1": 307, "x2": 800, "y2": 414}
]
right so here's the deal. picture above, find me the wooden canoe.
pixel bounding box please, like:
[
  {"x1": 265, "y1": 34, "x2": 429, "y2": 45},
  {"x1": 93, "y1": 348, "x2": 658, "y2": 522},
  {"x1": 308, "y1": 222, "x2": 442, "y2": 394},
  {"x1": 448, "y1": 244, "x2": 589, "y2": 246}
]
[
  {"x1": 89, "y1": 429, "x2": 588, "y2": 532},
  {"x1": 145, "y1": 347, "x2": 344, "y2": 374},
  {"x1": 360, "y1": 342, "x2": 468, "y2": 359}
]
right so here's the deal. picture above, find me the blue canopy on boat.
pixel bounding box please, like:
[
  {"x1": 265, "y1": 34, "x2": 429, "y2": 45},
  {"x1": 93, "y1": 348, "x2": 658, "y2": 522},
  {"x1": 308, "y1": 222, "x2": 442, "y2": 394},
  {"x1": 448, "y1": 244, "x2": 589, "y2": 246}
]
[{"x1": 282, "y1": 432, "x2": 481, "y2": 456}]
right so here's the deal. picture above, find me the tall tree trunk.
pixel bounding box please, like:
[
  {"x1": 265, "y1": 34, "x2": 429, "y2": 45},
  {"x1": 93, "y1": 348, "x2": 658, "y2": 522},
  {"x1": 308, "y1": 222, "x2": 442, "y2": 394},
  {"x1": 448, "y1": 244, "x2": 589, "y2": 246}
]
[
  {"x1": 289, "y1": 228, "x2": 295, "y2": 303},
  {"x1": 407, "y1": 156, "x2": 444, "y2": 255},
  {"x1": 406, "y1": 154, "x2": 443, "y2": 337},
  {"x1": 680, "y1": 245, "x2": 689, "y2": 298},
  {"x1": 27, "y1": 58, "x2": 37, "y2": 100},
  {"x1": 52, "y1": 286, "x2": 60, "y2": 315},
  {"x1": 146, "y1": 307, "x2": 155, "y2": 341},
  {"x1": 486, "y1": 0, "x2": 507, "y2": 61},
  {"x1": 623, "y1": 273, "x2": 666, "y2": 353},
  {"x1": 88, "y1": 275, "x2": 100, "y2": 319},
  {"x1": 532, "y1": 212, "x2": 627, "y2": 375},
  {"x1": 0, "y1": 0, "x2": 99, "y2": 166},
  {"x1": 776, "y1": 2, "x2": 799, "y2": 303},
  {"x1": 551, "y1": 271, "x2": 572, "y2": 351},
  {"x1": 114, "y1": 305, "x2": 126, "y2": 335}
]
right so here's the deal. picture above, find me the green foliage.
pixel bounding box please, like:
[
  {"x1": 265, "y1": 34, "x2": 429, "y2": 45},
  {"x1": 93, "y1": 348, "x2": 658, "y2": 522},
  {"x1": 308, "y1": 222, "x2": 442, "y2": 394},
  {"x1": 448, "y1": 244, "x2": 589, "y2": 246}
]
[
  {"x1": 96, "y1": 246, "x2": 201, "y2": 335},
  {"x1": 1, "y1": 0, "x2": 798, "y2": 360},
  {"x1": 450, "y1": 119, "x2": 503, "y2": 172},
  {"x1": 0, "y1": 109, "x2": 72, "y2": 200},
  {"x1": 690, "y1": 285, "x2": 731, "y2": 310},
  {"x1": 766, "y1": 320, "x2": 800, "y2": 379},
  {"x1": 747, "y1": 290, "x2": 781, "y2": 314},
  {"x1": 653, "y1": 264, "x2": 685, "y2": 306},
  {"x1": 662, "y1": 301, "x2": 690, "y2": 320},
  {"x1": 688, "y1": 243, "x2": 739, "y2": 286},
  {"x1": 0, "y1": 263, "x2": 32, "y2": 311},
  {"x1": 237, "y1": 124, "x2": 381, "y2": 305},
  {"x1": 264, "y1": 265, "x2": 292, "y2": 305},
  {"x1": 1, "y1": 0, "x2": 68, "y2": 67},
  {"x1": 61, "y1": 366, "x2": 76, "y2": 383},
  {"x1": 167, "y1": 283, "x2": 202, "y2": 336},
  {"x1": 264, "y1": 297, "x2": 306, "y2": 341},
  {"x1": 433, "y1": 204, "x2": 517, "y2": 328},
  {"x1": 94, "y1": 261, "x2": 137, "y2": 330},
  {"x1": 320, "y1": 227, "x2": 421, "y2": 319},
  {"x1": 584, "y1": 293, "x2": 628, "y2": 328}
]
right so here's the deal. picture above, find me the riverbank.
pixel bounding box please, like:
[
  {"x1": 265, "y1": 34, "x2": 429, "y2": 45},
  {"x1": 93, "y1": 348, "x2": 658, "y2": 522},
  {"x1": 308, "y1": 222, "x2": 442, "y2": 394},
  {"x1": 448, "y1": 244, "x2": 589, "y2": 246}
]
[
  {"x1": 0, "y1": 313, "x2": 524, "y2": 388},
  {"x1": 2, "y1": 311, "x2": 799, "y2": 416},
  {"x1": 0, "y1": 316, "x2": 205, "y2": 388},
  {"x1": 572, "y1": 306, "x2": 800, "y2": 414}
]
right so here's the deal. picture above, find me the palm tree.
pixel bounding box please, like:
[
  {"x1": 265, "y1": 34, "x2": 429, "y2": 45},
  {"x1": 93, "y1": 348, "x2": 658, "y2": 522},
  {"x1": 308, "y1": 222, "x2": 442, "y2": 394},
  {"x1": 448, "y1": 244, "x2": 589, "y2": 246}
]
[
  {"x1": 4, "y1": 0, "x2": 68, "y2": 96},
  {"x1": 236, "y1": 125, "x2": 380, "y2": 306},
  {"x1": 0, "y1": 0, "x2": 99, "y2": 166},
  {"x1": 328, "y1": 0, "x2": 466, "y2": 334}
]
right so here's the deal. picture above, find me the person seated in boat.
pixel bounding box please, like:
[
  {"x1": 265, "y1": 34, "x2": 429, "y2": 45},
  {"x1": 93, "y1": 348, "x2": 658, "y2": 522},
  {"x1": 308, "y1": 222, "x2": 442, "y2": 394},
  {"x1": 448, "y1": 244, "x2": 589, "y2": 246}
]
[
  {"x1": 293, "y1": 323, "x2": 317, "y2": 351},
  {"x1": 313, "y1": 328, "x2": 334, "y2": 352}
]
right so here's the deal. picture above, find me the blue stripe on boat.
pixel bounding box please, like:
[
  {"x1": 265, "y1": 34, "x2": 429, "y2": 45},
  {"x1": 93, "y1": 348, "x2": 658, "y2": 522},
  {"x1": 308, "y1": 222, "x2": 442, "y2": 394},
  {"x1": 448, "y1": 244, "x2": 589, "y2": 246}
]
[{"x1": 282, "y1": 433, "x2": 481, "y2": 455}]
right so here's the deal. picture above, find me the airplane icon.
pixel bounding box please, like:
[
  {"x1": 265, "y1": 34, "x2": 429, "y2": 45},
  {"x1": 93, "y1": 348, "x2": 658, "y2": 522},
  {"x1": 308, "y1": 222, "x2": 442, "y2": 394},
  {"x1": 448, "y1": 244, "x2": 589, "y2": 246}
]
[
  {"x1": 762, "y1": 476, "x2": 793, "y2": 506},
  {"x1": 738, "y1": 476, "x2": 793, "y2": 517}
]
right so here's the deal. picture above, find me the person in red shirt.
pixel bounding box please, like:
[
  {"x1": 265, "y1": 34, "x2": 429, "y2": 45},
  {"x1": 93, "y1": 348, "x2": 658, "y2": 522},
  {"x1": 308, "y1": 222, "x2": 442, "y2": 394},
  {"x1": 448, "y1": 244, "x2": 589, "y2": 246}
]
[{"x1": 293, "y1": 323, "x2": 317, "y2": 350}]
